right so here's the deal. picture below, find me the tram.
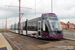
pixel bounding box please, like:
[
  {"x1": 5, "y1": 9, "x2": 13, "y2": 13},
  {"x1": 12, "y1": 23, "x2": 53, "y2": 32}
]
[{"x1": 10, "y1": 13, "x2": 63, "y2": 39}]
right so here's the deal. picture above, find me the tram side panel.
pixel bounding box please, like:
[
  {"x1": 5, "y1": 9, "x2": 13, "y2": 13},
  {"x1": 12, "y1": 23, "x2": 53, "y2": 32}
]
[{"x1": 25, "y1": 18, "x2": 43, "y2": 38}]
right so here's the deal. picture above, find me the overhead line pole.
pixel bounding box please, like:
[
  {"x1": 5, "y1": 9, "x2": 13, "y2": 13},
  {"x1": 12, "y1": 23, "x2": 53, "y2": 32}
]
[
  {"x1": 5, "y1": 0, "x2": 32, "y2": 35},
  {"x1": 19, "y1": 0, "x2": 21, "y2": 35},
  {"x1": 2, "y1": 22, "x2": 4, "y2": 29},
  {"x1": 35, "y1": 0, "x2": 36, "y2": 17},
  {"x1": 51, "y1": 0, "x2": 53, "y2": 13},
  {"x1": 3, "y1": 22, "x2": 4, "y2": 29},
  {"x1": 5, "y1": 18, "x2": 7, "y2": 31},
  {"x1": 2, "y1": 22, "x2": 3, "y2": 29}
]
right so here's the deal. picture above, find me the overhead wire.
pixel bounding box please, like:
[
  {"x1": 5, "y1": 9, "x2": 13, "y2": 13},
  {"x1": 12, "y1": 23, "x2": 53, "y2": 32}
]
[
  {"x1": 32, "y1": 0, "x2": 43, "y2": 7},
  {"x1": 5, "y1": 0, "x2": 14, "y2": 18},
  {"x1": 6, "y1": 0, "x2": 14, "y2": 10},
  {"x1": 21, "y1": 0, "x2": 43, "y2": 8}
]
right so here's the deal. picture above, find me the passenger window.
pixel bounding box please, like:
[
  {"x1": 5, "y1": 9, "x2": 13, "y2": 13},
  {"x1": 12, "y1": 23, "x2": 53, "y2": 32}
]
[
  {"x1": 23, "y1": 26, "x2": 25, "y2": 30},
  {"x1": 14, "y1": 24, "x2": 16, "y2": 30},
  {"x1": 32, "y1": 22, "x2": 37, "y2": 31},
  {"x1": 23, "y1": 22, "x2": 27, "y2": 30},
  {"x1": 28, "y1": 23, "x2": 32, "y2": 30},
  {"x1": 16, "y1": 24, "x2": 18, "y2": 30},
  {"x1": 27, "y1": 22, "x2": 37, "y2": 31}
]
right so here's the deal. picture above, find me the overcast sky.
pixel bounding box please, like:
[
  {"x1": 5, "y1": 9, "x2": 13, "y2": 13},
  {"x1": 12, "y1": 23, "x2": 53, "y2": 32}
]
[{"x1": 0, "y1": 0, "x2": 75, "y2": 28}]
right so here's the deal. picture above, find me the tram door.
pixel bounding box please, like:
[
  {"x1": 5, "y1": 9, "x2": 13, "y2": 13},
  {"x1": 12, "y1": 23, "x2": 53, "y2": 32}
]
[{"x1": 38, "y1": 21, "x2": 41, "y2": 37}]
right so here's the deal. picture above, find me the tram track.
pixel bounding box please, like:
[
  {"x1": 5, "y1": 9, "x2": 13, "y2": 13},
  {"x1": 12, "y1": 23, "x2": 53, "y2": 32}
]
[
  {"x1": 16, "y1": 34, "x2": 75, "y2": 50},
  {"x1": 2, "y1": 32, "x2": 42, "y2": 50},
  {"x1": 2, "y1": 33, "x2": 21, "y2": 50},
  {"x1": 2, "y1": 32, "x2": 75, "y2": 50},
  {"x1": 19, "y1": 36, "x2": 75, "y2": 47},
  {"x1": 17, "y1": 37, "x2": 44, "y2": 50}
]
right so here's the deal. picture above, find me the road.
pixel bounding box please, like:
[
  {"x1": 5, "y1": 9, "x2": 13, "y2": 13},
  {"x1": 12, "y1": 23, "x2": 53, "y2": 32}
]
[
  {"x1": 2, "y1": 32, "x2": 75, "y2": 50},
  {"x1": 63, "y1": 30, "x2": 75, "y2": 39}
]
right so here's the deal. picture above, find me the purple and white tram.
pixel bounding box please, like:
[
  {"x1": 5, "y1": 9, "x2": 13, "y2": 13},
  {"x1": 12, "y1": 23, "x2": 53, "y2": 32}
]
[{"x1": 11, "y1": 13, "x2": 63, "y2": 39}]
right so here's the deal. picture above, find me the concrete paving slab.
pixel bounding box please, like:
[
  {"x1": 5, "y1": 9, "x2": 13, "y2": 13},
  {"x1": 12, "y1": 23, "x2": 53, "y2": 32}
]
[
  {"x1": 0, "y1": 33, "x2": 7, "y2": 50},
  {"x1": 0, "y1": 33, "x2": 13, "y2": 50}
]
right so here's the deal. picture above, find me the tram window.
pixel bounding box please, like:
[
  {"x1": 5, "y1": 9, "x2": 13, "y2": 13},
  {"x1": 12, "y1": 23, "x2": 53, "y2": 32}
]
[
  {"x1": 11, "y1": 27, "x2": 12, "y2": 30},
  {"x1": 17, "y1": 25, "x2": 18, "y2": 30},
  {"x1": 43, "y1": 20, "x2": 48, "y2": 32},
  {"x1": 45, "y1": 24, "x2": 48, "y2": 32},
  {"x1": 16, "y1": 24, "x2": 18, "y2": 30},
  {"x1": 12, "y1": 26, "x2": 14, "y2": 30},
  {"x1": 32, "y1": 22, "x2": 37, "y2": 31},
  {"x1": 14, "y1": 24, "x2": 16, "y2": 30},
  {"x1": 28, "y1": 23, "x2": 32, "y2": 30},
  {"x1": 43, "y1": 20, "x2": 45, "y2": 31},
  {"x1": 16, "y1": 25, "x2": 17, "y2": 30},
  {"x1": 38, "y1": 22, "x2": 40, "y2": 28},
  {"x1": 23, "y1": 26, "x2": 25, "y2": 30},
  {"x1": 38, "y1": 28, "x2": 40, "y2": 30},
  {"x1": 23, "y1": 22, "x2": 26, "y2": 30},
  {"x1": 10, "y1": 25, "x2": 12, "y2": 30},
  {"x1": 21, "y1": 23, "x2": 23, "y2": 30}
]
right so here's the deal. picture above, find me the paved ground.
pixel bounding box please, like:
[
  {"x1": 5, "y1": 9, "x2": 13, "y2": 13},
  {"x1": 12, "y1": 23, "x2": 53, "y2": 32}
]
[
  {"x1": 63, "y1": 30, "x2": 75, "y2": 39},
  {"x1": 2, "y1": 32, "x2": 75, "y2": 50},
  {"x1": 0, "y1": 33, "x2": 7, "y2": 50}
]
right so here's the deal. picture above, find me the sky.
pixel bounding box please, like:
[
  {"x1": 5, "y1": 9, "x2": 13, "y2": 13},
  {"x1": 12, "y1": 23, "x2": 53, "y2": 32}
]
[{"x1": 0, "y1": 0, "x2": 75, "y2": 28}]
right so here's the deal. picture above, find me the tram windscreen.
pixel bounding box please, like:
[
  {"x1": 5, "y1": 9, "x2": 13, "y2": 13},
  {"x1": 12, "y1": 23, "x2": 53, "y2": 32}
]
[
  {"x1": 42, "y1": 13, "x2": 62, "y2": 31},
  {"x1": 49, "y1": 20, "x2": 62, "y2": 31}
]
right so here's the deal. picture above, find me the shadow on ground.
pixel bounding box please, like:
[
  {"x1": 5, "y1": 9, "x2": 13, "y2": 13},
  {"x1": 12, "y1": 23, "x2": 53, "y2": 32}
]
[{"x1": 0, "y1": 47, "x2": 7, "y2": 50}]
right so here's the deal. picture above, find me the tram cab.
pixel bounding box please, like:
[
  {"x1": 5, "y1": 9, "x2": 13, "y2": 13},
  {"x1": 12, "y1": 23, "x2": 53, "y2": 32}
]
[{"x1": 41, "y1": 13, "x2": 63, "y2": 39}]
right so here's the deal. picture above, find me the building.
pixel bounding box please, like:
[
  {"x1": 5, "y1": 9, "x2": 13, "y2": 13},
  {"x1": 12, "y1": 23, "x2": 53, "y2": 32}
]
[
  {"x1": 60, "y1": 21, "x2": 75, "y2": 30},
  {"x1": 60, "y1": 22, "x2": 66, "y2": 30}
]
